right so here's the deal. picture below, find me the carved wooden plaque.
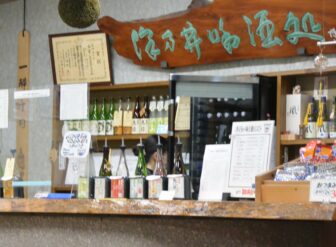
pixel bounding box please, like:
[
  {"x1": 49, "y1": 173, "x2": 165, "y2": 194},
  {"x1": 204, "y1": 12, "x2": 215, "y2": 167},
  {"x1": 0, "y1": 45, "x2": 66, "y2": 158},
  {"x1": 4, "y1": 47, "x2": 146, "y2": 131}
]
[{"x1": 98, "y1": 0, "x2": 336, "y2": 68}]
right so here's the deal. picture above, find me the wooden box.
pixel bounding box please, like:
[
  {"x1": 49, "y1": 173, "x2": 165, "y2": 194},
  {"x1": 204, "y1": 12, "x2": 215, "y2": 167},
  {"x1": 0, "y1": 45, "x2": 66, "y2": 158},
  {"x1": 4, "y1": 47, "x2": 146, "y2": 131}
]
[{"x1": 255, "y1": 165, "x2": 310, "y2": 203}]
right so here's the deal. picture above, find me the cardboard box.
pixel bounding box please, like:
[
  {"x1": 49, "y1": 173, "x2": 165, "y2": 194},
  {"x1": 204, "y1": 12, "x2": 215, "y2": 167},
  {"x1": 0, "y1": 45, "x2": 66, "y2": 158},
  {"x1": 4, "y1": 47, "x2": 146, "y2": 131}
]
[
  {"x1": 286, "y1": 94, "x2": 310, "y2": 135},
  {"x1": 255, "y1": 165, "x2": 309, "y2": 203}
]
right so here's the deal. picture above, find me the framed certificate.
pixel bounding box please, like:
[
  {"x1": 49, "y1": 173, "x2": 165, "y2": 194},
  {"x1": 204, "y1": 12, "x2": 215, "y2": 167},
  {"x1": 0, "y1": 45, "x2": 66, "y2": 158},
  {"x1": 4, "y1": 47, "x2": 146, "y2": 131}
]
[{"x1": 49, "y1": 31, "x2": 113, "y2": 85}]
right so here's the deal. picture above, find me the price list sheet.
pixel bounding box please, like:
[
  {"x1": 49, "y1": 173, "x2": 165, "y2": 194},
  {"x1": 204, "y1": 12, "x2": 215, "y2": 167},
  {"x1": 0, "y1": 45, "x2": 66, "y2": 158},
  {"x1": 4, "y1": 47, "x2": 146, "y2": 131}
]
[{"x1": 225, "y1": 121, "x2": 275, "y2": 198}]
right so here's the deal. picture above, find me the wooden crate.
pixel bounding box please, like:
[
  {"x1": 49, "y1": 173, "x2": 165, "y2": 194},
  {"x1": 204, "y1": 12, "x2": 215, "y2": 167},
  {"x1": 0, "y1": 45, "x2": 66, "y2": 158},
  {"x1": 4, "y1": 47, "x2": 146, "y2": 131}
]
[{"x1": 255, "y1": 165, "x2": 310, "y2": 203}]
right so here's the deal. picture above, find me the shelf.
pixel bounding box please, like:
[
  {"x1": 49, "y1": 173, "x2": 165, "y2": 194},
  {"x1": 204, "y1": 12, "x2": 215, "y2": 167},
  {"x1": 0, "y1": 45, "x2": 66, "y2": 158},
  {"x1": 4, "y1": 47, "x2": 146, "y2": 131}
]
[
  {"x1": 90, "y1": 81, "x2": 169, "y2": 92},
  {"x1": 0, "y1": 199, "x2": 335, "y2": 221},
  {"x1": 94, "y1": 134, "x2": 169, "y2": 141},
  {"x1": 281, "y1": 139, "x2": 336, "y2": 146}
]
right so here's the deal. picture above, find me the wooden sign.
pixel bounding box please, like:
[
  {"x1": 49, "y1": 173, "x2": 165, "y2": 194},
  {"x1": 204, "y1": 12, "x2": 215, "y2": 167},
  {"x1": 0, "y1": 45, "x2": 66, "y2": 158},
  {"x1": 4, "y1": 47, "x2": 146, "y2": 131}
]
[
  {"x1": 98, "y1": 0, "x2": 336, "y2": 68},
  {"x1": 16, "y1": 31, "x2": 30, "y2": 183}
]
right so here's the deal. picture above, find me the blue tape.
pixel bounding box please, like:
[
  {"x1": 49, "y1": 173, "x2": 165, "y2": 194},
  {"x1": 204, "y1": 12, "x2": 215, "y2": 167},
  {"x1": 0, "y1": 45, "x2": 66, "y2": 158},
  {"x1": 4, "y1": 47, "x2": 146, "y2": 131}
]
[{"x1": 12, "y1": 181, "x2": 51, "y2": 187}]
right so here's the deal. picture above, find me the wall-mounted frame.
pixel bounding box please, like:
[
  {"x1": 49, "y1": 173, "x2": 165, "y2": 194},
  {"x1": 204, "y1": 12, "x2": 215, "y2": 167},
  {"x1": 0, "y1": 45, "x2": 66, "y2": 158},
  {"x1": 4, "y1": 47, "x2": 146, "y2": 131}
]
[{"x1": 49, "y1": 31, "x2": 113, "y2": 85}]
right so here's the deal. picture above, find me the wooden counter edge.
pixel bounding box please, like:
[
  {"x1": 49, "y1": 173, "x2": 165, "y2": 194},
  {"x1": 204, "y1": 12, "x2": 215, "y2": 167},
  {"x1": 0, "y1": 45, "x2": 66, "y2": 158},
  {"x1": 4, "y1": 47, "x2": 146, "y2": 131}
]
[{"x1": 0, "y1": 199, "x2": 335, "y2": 221}]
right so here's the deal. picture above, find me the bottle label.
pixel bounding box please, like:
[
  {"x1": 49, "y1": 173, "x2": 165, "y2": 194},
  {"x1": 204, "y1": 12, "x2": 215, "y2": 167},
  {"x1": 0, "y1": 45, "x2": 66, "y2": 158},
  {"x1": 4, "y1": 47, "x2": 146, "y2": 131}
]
[
  {"x1": 94, "y1": 178, "x2": 107, "y2": 199},
  {"x1": 148, "y1": 178, "x2": 163, "y2": 199},
  {"x1": 164, "y1": 116, "x2": 169, "y2": 126},
  {"x1": 129, "y1": 178, "x2": 144, "y2": 199},
  {"x1": 113, "y1": 111, "x2": 123, "y2": 127},
  {"x1": 77, "y1": 177, "x2": 89, "y2": 199},
  {"x1": 164, "y1": 100, "x2": 170, "y2": 111},
  {"x1": 305, "y1": 122, "x2": 317, "y2": 139},
  {"x1": 81, "y1": 120, "x2": 90, "y2": 132},
  {"x1": 140, "y1": 118, "x2": 149, "y2": 134},
  {"x1": 132, "y1": 118, "x2": 140, "y2": 134},
  {"x1": 105, "y1": 120, "x2": 114, "y2": 135},
  {"x1": 111, "y1": 179, "x2": 125, "y2": 198},
  {"x1": 149, "y1": 118, "x2": 158, "y2": 134},
  {"x1": 149, "y1": 102, "x2": 156, "y2": 112},
  {"x1": 98, "y1": 120, "x2": 106, "y2": 136},
  {"x1": 123, "y1": 111, "x2": 133, "y2": 127},
  {"x1": 90, "y1": 120, "x2": 99, "y2": 136},
  {"x1": 72, "y1": 120, "x2": 82, "y2": 131},
  {"x1": 157, "y1": 101, "x2": 164, "y2": 111},
  {"x1": 329, "y1": 121, "x2": 336, "y2": 138},
  {"x1": 156, "y1": 117, "x2": 164, "y2": 126},
  {"x1": 317, "y1": 122, "x2": 329, "y2": 138},
  {"x1": 168, "y1": 176, "x2": 185, "y2": 199}
]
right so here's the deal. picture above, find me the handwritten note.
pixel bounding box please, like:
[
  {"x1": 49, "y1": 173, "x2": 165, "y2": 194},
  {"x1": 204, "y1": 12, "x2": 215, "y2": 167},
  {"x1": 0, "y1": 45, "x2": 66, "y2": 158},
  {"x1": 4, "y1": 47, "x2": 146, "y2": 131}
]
[
  {"x1": 0, "y1": 89, "x2": 8, "y2": 129},
  {"x1": 64, "y1": 157, "x2": 88, "y2": 185},
  {"x1": 198, "y1": 144, "x2": 231, "y2": 201},
  {"x1": 61, "y1": 131, "x2": 91, "y2": 158},
  {"x1": 175, "y1": 96, "x2": 190, "y2": 131},
  {"x1": 226, "y1": 121, "x2": 275, "y2": 198},
  {"x1": 310, "y1": 179, "x2": 336, "y2": 203},
  {"x1": 60, "y1": 83, "x2": 88, "y2": 120}
]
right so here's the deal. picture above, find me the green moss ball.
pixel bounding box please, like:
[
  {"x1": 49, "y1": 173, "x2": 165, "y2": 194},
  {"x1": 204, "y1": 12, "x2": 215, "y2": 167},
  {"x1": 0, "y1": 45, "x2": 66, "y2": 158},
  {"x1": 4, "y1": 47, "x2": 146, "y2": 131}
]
[{"x1": 58, "y1": 0, "x2": 100, "y2": 28}]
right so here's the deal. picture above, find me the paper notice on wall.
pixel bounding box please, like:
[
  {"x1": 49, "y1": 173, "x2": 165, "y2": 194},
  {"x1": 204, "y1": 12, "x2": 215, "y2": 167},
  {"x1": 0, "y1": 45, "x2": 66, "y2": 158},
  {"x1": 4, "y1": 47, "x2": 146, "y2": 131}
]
[
  {"x1": 174, "y1": 96, "x2": 190, "y2": 131},
  {"x1": 198, "y1": 144, "x2": 231, "y2": 201},
  {"x1": 0, "y1": 89, "x2": 9, "y2": 129},
  {"x1": 225, "y1": 121, "x2": 275, "y2": 198},
  {"x1": 60, "y1": 83, "x2": 88, "y2": 120}
]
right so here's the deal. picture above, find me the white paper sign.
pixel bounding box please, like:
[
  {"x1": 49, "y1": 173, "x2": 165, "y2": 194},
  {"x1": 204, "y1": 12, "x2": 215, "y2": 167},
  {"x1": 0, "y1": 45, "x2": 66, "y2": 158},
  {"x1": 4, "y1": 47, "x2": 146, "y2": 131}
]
[
  {"x1": 198, "y1": 144, "x2": 231, "y2": 201},
  {"x1": 14, "y1": 89, "x2": 50, "y2": 99},
  {"x1": 159, "y1": 190, "x2": 175, "y2": 201},
  {"x1": 64, "y1": 157, "x2": 88, "y2": 185},
  {"x1": 175, "y1": 96, "x2": 191, "y2": 131},
  {"x1": 226, "y1": 121, "x2": 275, "y2": 198},
  {"x1": 61, "y1": 131, "x2": 91, "y2": 158},
  {"x1": 0, "y1": 89, "x2": 9, "y2": 129},
  {"x1": 60, "y1": 83, "x2": 88, "y2": 120},
  {"x1": 310, "y1": 179, "x2": 336, "y2": 203},
  {"x1": 1, "y1": 158, "x2": 15, "y2": 181}
]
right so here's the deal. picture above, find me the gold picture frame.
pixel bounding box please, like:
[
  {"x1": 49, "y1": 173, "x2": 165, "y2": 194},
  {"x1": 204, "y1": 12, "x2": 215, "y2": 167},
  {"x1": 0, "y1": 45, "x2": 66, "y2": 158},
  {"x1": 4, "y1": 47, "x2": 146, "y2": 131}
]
[{"x1": 49, "y1": 31, "x2": 113, "y2": 85}]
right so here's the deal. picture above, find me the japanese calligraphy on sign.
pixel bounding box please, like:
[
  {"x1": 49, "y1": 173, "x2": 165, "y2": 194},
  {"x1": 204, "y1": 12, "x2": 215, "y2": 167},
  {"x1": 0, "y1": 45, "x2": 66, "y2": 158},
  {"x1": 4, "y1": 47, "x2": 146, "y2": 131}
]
[
  {"x1": 310, "y1": 179, "x2": 336, "y2": 202},
  {"x1": 49, "y1": 31, "x2": 112, "y2": 84},
  {"x1": 98, "y1": 0, "x2": 336, "y2": 68}
]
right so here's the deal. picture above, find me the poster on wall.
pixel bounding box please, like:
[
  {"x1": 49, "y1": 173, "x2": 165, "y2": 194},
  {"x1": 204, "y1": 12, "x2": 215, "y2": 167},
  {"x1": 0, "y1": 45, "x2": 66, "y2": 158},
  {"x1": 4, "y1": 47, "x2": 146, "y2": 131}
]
[{"x1": 49, "y1": 31, "x2": 113, "y2": 85}]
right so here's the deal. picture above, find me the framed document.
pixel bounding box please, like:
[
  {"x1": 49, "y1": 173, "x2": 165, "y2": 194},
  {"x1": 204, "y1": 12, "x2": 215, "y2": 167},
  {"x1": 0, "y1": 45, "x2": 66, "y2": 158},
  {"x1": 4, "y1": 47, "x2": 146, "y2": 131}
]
[{"x1": 49, "y1": 31, "x2": 113, "y2": 85}]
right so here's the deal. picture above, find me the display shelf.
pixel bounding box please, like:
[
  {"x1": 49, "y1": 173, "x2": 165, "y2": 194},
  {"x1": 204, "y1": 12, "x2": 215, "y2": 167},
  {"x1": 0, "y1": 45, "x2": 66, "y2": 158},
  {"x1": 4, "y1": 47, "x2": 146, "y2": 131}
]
[
  {"x1": 281, "y1": 139, "x2": 336, "y2": 146},
  {"x1": 94, "y1": 134, "x2": 169, "y2": 141},
  {"x1": 0, "y1": 199, "x2": 336, "y2": 221},
  {"x1": 90, "y1": 81, "x2": 169, "y2": 92}
]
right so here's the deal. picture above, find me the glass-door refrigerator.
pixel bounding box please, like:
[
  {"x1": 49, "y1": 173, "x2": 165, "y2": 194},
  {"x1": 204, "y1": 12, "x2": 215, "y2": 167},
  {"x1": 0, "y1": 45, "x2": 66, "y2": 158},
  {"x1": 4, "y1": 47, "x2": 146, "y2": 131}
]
[{"x1": 168, "y1": 75, "x2": 276, "y2": 199}]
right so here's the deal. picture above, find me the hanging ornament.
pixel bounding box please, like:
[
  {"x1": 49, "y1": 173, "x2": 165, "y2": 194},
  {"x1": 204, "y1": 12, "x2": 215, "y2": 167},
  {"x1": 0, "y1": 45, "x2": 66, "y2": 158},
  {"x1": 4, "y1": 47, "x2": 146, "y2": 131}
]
[
  {"x1": 58, "y1": 0, "x2": 101, "y2": 28},
  {"x1": 314, "y1": 52, "x2": 328, "y2": 74}
]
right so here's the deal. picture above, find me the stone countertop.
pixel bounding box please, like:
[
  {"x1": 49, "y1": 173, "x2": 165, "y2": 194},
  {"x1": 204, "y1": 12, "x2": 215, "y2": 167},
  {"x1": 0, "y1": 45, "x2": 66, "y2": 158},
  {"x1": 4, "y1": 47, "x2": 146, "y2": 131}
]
[{"x1": 0, "y1": 199, "x2": 335, "y2": 221}]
